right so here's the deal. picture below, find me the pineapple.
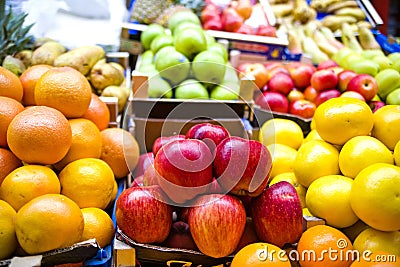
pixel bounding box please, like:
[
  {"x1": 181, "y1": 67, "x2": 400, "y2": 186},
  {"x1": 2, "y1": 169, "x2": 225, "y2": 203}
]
[
  {"x1": 0, "y1": 8, "x2": 34, "y2": 65},
  {"x1": 130, "y1": 0, "x2": 175, "y2": 24}
]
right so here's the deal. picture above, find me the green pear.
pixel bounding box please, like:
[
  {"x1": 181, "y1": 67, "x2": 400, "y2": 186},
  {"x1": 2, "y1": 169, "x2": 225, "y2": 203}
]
[
  {"x1": 175, "y1": 79, "x2": 209, "y2": 99},
  {"x1": 148, "y1": 76, "x2": 172, "y2": 98},
  {"x1": 375, "y1": 69, "x2": 400, "y2": 100},
  {"x1": 192, "y1": 51, "x2": 226, "y2": 85},
  {"x1": 387, "y1": 52, "x2": 400, "y2": 63},
  {"x1": 101, "y1": 85, "x2": 129, "y2": 113},
  {"x1": 90, "y1": 61, "x2": 125, "y2": 92},
  {"x1": 372, "y1": 55, "x2": 393, "y2": 71},
  {"x1": 2, "y1": 55, "x2": 26, "y2": 76},
  {"x1": 154, "y1": 48, "x2": 190, "y2": 85},
  {"x1": 348, "y1": 59, "x2": 380, "y2": 77},
  {"x1": 140, "y1": 24, "x2": 165, "y2": 50},
  {"x1": 332, "y1": 47, "x2": 354, "y2": 67},
  {"x1": 361, "y1": 49, "x2": 385, "y2": 59}
]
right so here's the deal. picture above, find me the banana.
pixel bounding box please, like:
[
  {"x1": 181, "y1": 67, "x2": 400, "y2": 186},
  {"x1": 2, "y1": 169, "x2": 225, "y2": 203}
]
[
  {"x1": 321, "y1": 15, "x2": 357, "y2": 32},
  {"x1": 335, "y1": 7, "x2": 366, "y2": 21},
  {"x1": 326, "y1": 0, "x2": 358, "y2": 13},
  {"x1": 302, "y1": 36, "x2": 330, "y2": 64},
  {"x1": 358, "y1": 25, "x2": 381, "y2": 50},
  {"x1": 341, "y1": 22, "x2": 363, "y2": 53}
]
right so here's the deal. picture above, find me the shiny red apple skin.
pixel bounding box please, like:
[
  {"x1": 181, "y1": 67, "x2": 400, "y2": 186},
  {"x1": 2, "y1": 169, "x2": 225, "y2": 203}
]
[
  {"x1": 234, "y1": 218, "x2": 260, "y2": 253},
  {"x1": 131, "y1": 175, "x2": 144, "y2": 187},
  {"x1": 369, "y1": 100, "x2": 386, "y2": 112},
  {"x1": 142, "y1": 164, "x2": 161, "y2": 186},
  {"x1": 338, "y1": 70, "x2": 357, "y2": 92},
  {"x1": 314, "y1": 89, "x2": 341, "y2": 106},
  {"x1": 287, "y1": 63, "x2": 316, "y2": 90},
  {"x1": 250, "y1": 181, "x2": 303, "y2": 248},
  {"x1": 287, "y1": 89, "x2": 305, "y2": 103},
  {"x1": 317, "y1": 59, "x2": 339, "y2": 70},
  {"x1": 346, "y1": 74, "x2": 378, "y2": 102},
  {"x1": 152, "y1": 134, "x2": 186, "y2": 156},
  {"x1": 310, "y1": 69, "x2": 338, "y2": 91},
  {"x1": 161, "y1": 221, "x2": 198, "y2": 251},
  {"x1": 238, "y1": 63, "x2": 269, "y2": 89},
  {"x1": 185, "y1": 123, "x2": 230, "y2": 153},
  {"x1": 265, "y1": 66, "x2": 290, "y2": 83},
  {"x1": 188, "y1": 194, "x2": 246, "y2": 258},
  {"x1": 213, "y1": 136, "x2": 272, "y2": 197},
  {"x1": 267, "y1": 72, "x2": 294, "y2": 95},
  {"x1": 304, "y1": 85, "x2": 318, "y2": 102},
  {"x1": 255, "y1": 91, "x2": 289, "y2": 113},
  {"x1": 340, "y1": 91, "x2": 366, "y2": 102},
  {"x1": 154, "y1": 139, "x2": 213, "y2": 204},
  {"x1": 289, "y1": 99, "x2": 316, "y2": 119},
  {"x1": 134, "y1": 152, "x2": 154, "y2": 178},
  {"x1": 116, "y1": 185, "x2": 173, "y2": 244}
]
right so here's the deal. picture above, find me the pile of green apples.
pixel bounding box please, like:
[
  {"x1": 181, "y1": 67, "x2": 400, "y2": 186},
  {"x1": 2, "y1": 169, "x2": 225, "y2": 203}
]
[
  {"x1": 137, "y1": 10, "x2": 241, "y2": 101},
  {"x1": 332, "y1": 48, "x2": 400, "y2": 105}
]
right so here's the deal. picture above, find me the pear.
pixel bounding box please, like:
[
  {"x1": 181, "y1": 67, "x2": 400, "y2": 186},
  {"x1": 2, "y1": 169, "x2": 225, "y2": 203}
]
[
  {"x1": 101, "y1": 85, "x2": 129, "y2": 113},
  {"x1": 15, "y1": 50, "x2": 33, "y2": 68},
  {"x1": 2, "y1": 55, "x2": 26, "y2": 76},
  {"x1": 89, "y1": 61, "x2": 125, "y2": 93},
  {"x1": 31, "y1": 41, "x2": 66, "y2": 65}
]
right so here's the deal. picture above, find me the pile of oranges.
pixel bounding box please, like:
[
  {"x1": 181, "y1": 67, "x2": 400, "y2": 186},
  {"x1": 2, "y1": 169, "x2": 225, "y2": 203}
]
[
  {"x1": 238, "y1": 97, "x2": 400, "y2": 267},
  {"x1": 0, "y1": 66, "x2": 139, "y2": 260}
]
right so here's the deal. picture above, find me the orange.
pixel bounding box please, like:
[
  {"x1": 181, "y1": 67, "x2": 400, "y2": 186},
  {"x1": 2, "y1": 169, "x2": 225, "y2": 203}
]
[
  {"x1": 100, "y1": 128, "x2": 140, "y2": 179},
  {"x1": 0, "y1": 96, "x2": 24, "y2": 147},
  {"x1": 293, "y1": 140, "x2": 340, "y2": 188},
  {"x1": 230, "y1": 242, "x2": 291, "y2": 267},
  {"x1": 297, "y1": 225, "x2": 354, "y2": 267},
  {"x1": 306, "y1": 175, "x2": 358, "y2": 228},
  {"x1": 7, "y1": 106, "x2": 72, "y2": 165},
  {"x1": 15, "y1": 194, "x2": 84, "y2": 255},
  {"x1": 54, "y1": 118, "x2": 102, "y2": 170},
  {"x1": 0, "y1": 66, "x2": 23, "y2": 101},
  {"x1": 34, "y1": 66, "x2": 92, "y2": 118},
  {"x1": 353, "y1": 228, "x2": 400, "y2": 257},
  {"x1": 19, "y1": 64, "x2": 52, "y2": 106},
  {"x1": 81, "y1": 94, "x2": 110, "y2": 131},
  {"x1": 259, "y1": 118, "x2": 304, "y2": 150},
  {"x1": 339, "y1": 136, "x2": 394, "y2": 179},
  {"x1": 313, "y1": 97, "x2": 374, "y2": 145},
  {"x1": 266, "y1": 144, "x2": 297, "y2": 178},
  {"x1": 371, "y1": 105, "x2": 400, "y2": 150},
  {"x1": 0, "y1": 148, "x2": 22, "y2": 184},
  {"x1": 0, "y1": 165, "x2": 60, "y2": 211},
  {"x1": 350, "y1": 251, "x2": 400, "y2": 267},
  {"x1": 350, "y1": 163, "x2": 400, "y2": 232},
  {"x1": 0, "y1": 200, "x2": 17, "y2": 260},
  {"x1": 81, "y1": 207, "x2": 115, "y2": 248},
  {"x1": 59, "y1": 158, "x2": 115, "y2": 209}
]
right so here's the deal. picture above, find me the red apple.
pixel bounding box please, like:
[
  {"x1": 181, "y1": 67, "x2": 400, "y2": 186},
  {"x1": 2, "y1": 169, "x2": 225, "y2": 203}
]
[
  {"x1": 267, "y1": 72, "x2": 294, "y2": 95},
  {"x1": 154, "y1": 139, "x2": 213, "y2": 204},
  {"x1": 303, "y1": 85, "x2": 318, "y2": 102},
  {"x1": 256, "y1": 25, "x2": 276, "y2": 37},
  {"x1": 314, "y1": 89, "x2": 341, "y2": 106},
  {"x1": 238, "y1": 63, "x2": 268, "y2": 89},
  {"x1": 287, "y1": 89, "x2": 305, "y2": 103},
  {"x1": 287, "y1": 63, "x2": 316, "y2": 90},
  {"x1": 213, "y1": 136, "x2": 272, "y2": 197},
  {"x1": 317, "y1": 59, "x2": 339, "y2": 70},
  {"x1": 234, "y1": 218, "x2": 260, "y2": 253},
  {"x1": 116, "y1": 185, "x2": 173, "y2": 244},
  {"x1": 264, "y1": 62, "x2": 284, "y2": 71},
  {"x1": 310, "y1": 69, "x2": 338, "y2": 91},
  {"x1": 200, "y1": 4, "x2": 220, "y2": 23},
  {"x1": 340, "y1": 91, "x2": 366, "y2": 101},
  {"x1": 235, "y1": 24, "x2": 254, "y2": 35},
  {"x1": 185, "y1": 123, "x2": 230, "y2": 153},
  {"x1": 329, "y1": 66, "x2": 344, "y2": 76},
  {"x1": 161, "y1": 221, "x2": 198, "y2": 251},
  {"x1": 250, "y1": 181, "x2": 303, "y2": 248},
  {"x1": 131, "y1": 175, "x2": 144, "y2": 187},
  {"x1": 221, "y1": 7, "x2": 244, "y2": 32},
  {"x1": 338, "y1": 70, "x2": 357, "y2": 92},
  {"x1": 346, "y1": 74, "x2": 378, "y2": 102},
  {"x1": 289, "y1": 99, "x2": 316, "y2": 119},
  {"x1": 152, "y1": 134, "x2": 186, "y2": 156},
  {"x1": 142, "y1": 164, "x2": 160, "y2": 186},
  {"x1": 265, "y1": 66, "x2": 290, "y2": 83},
  {"x1": 369, "y1": 100, "x2": 386, "y2": 112},
  {"x1": 255, "y1": 91, "x2": 289, "y2": 113},
  {"x1": 134, "y1": 152, "x2": 154, "y2": 178},
  {"x1": 188, "y1": 194, "x2": 246, "y2": 258},
  {"x1": 178, "y1": 207, "x2": 190, "y2": 223}
]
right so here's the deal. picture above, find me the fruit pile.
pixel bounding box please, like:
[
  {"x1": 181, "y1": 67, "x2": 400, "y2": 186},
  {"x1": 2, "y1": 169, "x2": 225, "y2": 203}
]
[
  {"x1": 137, "y1": 10, "x2": 243, "y2": 101},
  {"x1": 0, "y1": 65, "x2": 140, "y2": 260}
]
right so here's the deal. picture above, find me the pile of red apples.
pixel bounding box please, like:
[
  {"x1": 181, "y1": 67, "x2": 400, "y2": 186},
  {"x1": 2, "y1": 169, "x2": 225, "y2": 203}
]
[
  {"x1": 116, "y1": 123, "x2": 303, "y2": 259},
  {"x1": 238, "y1": 59, "x2": 382, "y2": 119}
]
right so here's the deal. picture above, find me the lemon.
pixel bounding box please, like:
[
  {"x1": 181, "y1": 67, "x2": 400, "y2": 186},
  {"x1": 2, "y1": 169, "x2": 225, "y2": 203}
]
[
  {"x1": 269, "y1": 172, "x2": 306, "y2": 208},
  {"x1": 353, "y1": 227, "x2": 400, "y2": 257},
  {"x1": 371, "y1": 105, "x2": 400, "y2": 150},
  {"x1": 266, "y1": 144, "x2": 297, "y2": 178},
  {"x1": 294, "y1": 140, "x2": 340, "y2": 188},
  {"x1": 303, "y1": 129, "x2": 322, "y2": 143},
  {"x1": 394, "y1": 140, "x2": 400, "y2": 167},
  {"x1": 259, "y1": 118, "x2": 304, "y2": 150},
  {"x1": 0, "y1": 200, "x2": 17, "y2": 260},
  {"x1": 313, "y1": 97, "x2": 374, "y2": 145},
  {"x1": 339, "y1": 136, "x2": 394, "y2": 178},
  {"x1": 306, "y1": 175, "x2": 358, "y2": 228},
  {"x1": 350, "y1": 163, "x2": 400, "y2": 231},
  {"x1": 81, "y1": 207, "x2": 115, "y2": 248}
]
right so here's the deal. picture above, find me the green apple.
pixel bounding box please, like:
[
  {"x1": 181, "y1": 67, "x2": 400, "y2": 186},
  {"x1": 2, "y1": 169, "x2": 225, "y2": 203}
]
[
  {"x1": 375, "y1": 68, "x2": 400, "y2": 100},
  {"x1": 174, "y1": 27, "x2": 208, "y2": 60},
  {"x1": 192, "y1": 51, "x2": 226, "y2": 85},
  {"x1": 140, "y1": 50, "x2": 154, "y2": 66},
  {"x1": 173, "y1": 21, "x2": 202, "y2": 36},
  {"x1": 372, "y1": 55, "x2": 393, "y2": 71},
  {"x1": 207, "y1": 42, "x2": 228, "y2": 63},
  {"x1": 388, "y1": 52, "x2": 400, "y2": 63},
  {"x1": 138, "y1": 64, "x2": 159, "y2": 77},
  {"x1": 175, "y1": 79, "x2": 209, "y2": 99},
  {"x1": 210, "y1": 81, "x2": 240, "y2": 100},
  {"x1": 154, "y1": 48, "x2": 190, "y2": 85},
  {"x1": 168, "y1": 11, "x2": 201, "y2": 33},
  {"x1": 140, "y1": 23, "x2": 165, "y2": 50},
  {"x1": 361, "y1": 49, "x2": 385, "y2": 59},
  {"x1": 150, "y1": 34, "x2": 174, "y2": 54},
  {"x1": 332, "y1": 47, "x2": 355, "y2": 66},
  {"x1": 204, "y1": 31, "x2": 216, "y2": 46},
  {"x1": 340, "y1": 53, "x2": 364, "y2": 70},
  {"x1": 348, "y1": 59, "x2": 380, "y2": 77},
  {"x1": 390, "y1": 58, "x2": 400, "y2": 73},
  {"x1": 148, "y1": 76, "x2": 173, "y2": 98},
  {"x1": 223, "y1": 63, "x2": 239, "y2": 84},
  {"x1": 385, "y1": 88, "x2": 400, "y2": 105}
]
